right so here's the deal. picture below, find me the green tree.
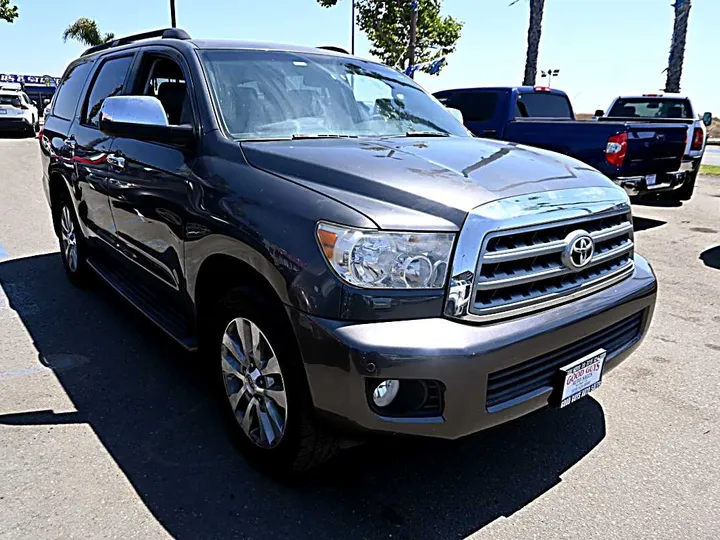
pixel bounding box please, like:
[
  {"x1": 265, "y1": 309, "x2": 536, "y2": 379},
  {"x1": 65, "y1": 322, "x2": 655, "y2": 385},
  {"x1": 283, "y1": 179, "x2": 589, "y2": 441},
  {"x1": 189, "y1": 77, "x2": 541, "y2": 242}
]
[
  {"x1": 62, "y1": 18, "x2": 115, "y2": 47},
  {"x1": 0, "y1": 0, "x2": 19, "y2": 23},
  {"x1": 512, "y1": 0, "x2": 546, "y2": 86},
  {"x1": 665, "y1": 0, "x2": 691, "y2": 93},
  {"x1": 317, "y1": 1, "x2": 462, "y2": 76}
]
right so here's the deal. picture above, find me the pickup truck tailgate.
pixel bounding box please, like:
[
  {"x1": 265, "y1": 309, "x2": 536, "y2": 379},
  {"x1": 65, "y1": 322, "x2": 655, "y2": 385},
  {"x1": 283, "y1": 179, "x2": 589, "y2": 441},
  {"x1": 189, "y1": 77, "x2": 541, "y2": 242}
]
[{"x1": 623, "y1": 124, "x2": 686, "y2": 175}]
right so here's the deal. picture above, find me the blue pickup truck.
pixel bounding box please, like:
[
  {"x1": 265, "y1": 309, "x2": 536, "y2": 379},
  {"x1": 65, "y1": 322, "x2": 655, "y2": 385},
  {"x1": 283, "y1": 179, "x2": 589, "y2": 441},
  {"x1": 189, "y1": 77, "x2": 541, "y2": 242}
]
[{"x1": 433, "y1": 86, "x2": 690, "y2": 199}]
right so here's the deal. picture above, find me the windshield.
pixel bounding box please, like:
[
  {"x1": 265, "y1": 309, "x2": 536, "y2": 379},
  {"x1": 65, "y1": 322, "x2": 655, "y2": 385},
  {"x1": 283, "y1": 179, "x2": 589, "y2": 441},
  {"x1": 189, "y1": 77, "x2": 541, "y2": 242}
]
[
  {"x1": 199, "y1": 50, "x2": 469, "y2": 140},
  {"x1": 608, "y1": 98, "x2": 692, "y2": 119}
]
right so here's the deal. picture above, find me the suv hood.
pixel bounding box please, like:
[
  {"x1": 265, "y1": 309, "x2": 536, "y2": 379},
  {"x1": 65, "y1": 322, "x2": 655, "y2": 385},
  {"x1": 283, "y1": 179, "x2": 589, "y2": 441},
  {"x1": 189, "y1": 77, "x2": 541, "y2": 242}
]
[{"x1": 241, "y1": 136, "x2": 620, "y2": 230}]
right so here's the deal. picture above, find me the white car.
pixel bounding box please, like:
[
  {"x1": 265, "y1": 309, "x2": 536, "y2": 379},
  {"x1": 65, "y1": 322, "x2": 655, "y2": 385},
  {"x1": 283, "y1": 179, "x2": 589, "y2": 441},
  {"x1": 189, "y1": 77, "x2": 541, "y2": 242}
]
[
  {"x1": 0, "y1": 86, "x2": 39, "y2": 137},
  {"x1": 596, "y1": 94, "x2": 712, "y2": 200}
]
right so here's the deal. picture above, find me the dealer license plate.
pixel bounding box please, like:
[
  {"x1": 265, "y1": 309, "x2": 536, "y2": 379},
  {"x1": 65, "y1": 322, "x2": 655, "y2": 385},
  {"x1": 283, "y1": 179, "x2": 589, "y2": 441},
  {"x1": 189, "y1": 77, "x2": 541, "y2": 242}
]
[
  {"x1": 646, "y1": 174, "x2": 657, "y2": 186},
  {"x1": 556, "y1": 349, "x2": 606, "y2": 408}
]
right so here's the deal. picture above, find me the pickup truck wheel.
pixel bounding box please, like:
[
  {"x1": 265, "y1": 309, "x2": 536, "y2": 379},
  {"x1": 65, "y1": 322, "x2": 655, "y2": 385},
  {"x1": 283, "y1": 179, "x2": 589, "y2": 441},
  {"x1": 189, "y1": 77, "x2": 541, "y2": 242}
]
[
  {"x1": 675, "y1": 169, "x2": 698, "y2": 201},
  {"x1": 56, "y1": 198, "x2": 90, "y2": 285},
  {"x1": 211, "y1": 288, "x2": 338, "y2": 477}
]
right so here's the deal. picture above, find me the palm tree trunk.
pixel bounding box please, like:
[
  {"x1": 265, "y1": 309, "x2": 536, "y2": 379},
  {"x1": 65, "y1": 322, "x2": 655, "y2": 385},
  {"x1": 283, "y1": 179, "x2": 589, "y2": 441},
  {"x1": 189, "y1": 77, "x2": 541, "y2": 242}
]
[
  {"x1": 665, "y1": 0, "x2": 691, "y2": 93},
  {"x1": 523, "y1": 0, "x2": 545, "y2": 86}
]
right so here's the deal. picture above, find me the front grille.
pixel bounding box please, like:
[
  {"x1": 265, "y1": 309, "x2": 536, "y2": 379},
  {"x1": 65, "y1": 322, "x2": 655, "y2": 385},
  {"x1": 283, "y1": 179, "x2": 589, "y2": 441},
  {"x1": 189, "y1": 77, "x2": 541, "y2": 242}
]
[
  {"x1": 470, "y1": 211, "x2": 634, "y2": 319},
  {"x1": 486, "y1": 311, "x2": 644, "y2": 410}
]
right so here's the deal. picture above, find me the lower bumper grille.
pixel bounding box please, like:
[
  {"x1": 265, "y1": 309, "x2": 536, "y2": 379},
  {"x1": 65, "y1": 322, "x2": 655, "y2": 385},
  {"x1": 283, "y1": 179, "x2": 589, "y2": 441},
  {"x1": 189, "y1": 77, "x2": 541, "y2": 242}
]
[{"x1": 486, "y1": 311, "x2": 644, "y2": 410}]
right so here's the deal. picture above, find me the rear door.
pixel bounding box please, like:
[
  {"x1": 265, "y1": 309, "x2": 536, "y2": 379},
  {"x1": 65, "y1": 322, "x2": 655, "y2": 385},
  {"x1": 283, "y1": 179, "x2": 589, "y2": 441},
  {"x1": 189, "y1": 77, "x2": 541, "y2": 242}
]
[{"x1": 72, "y1": 52, "x2": 135, "y2": 246}]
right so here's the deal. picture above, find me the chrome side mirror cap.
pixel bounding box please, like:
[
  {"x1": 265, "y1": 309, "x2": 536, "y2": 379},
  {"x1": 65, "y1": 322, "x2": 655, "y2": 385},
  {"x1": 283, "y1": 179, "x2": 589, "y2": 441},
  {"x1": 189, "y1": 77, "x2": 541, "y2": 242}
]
[{"x1": 99, "y1": 96, "x2": 193, "y2": 145}]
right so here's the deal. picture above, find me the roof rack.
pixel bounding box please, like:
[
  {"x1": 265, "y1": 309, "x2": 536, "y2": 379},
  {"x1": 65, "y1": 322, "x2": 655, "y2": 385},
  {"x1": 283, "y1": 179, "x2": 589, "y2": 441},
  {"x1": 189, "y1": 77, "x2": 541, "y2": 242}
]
[
  {"x1": 316, "y1": 45, "x2": 350, "y2": 54},
  {"x1": 81, "y1": 28, "x2": 191, "y2": 57}
]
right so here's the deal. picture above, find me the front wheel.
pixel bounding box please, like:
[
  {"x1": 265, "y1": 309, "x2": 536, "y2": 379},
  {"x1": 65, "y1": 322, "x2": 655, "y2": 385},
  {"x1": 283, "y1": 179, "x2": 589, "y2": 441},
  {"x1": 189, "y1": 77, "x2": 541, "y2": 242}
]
[{"x1": 210, "y1": 288, "x2": 338, "y2": 477}]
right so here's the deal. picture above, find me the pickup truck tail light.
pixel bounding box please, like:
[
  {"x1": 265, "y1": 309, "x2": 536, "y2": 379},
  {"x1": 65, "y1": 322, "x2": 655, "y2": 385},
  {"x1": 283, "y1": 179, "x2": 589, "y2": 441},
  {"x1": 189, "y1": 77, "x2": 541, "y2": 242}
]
[
  {"x1": 605, "y1": 132, "x2": 627, "y2": 167},
  {"x1": 691, "y1": 127, "x2": 704, "y2": 151}
]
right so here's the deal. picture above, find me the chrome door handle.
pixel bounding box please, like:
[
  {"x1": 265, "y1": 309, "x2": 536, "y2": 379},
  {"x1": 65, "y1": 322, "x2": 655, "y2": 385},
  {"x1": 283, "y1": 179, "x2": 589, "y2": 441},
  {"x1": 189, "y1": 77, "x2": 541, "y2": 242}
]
[{"x1": 107, "y1": 154, "x2": 125, "y2": 169}]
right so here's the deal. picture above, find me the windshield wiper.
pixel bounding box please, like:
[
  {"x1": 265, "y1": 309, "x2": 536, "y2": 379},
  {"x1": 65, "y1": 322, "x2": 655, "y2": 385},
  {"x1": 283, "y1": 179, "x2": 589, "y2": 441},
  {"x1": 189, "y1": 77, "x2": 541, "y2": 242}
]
[
  {"x1": 403, "y1": 131, "x2": 450, "y2": 137},
  {"x1": 291, "y1": 134, "x2": 359, "y2": 140}
]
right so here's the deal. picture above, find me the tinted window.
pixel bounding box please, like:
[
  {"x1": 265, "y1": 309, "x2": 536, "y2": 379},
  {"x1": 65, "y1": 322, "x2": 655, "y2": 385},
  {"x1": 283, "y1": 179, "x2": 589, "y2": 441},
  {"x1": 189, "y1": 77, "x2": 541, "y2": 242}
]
[
  {"x1": 607, "y1": 98, "x2": 692, "y2": 119},
  {"x1": 446, "y1": 92, "x2": 498, "y2": 122},
  {"x1": 84, "y1": 56, "x2": 133, "y2": 127},
  {"x1": 516, "y1": 93, "x2": 573, "y2": 118},
  {"x1": 52, "y1": 61, "x2": 93, "y2": 120}
]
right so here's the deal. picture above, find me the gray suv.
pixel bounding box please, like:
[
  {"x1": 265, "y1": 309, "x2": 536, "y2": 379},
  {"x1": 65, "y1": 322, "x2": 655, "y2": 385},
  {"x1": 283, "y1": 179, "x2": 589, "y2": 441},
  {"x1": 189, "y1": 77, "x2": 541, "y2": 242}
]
[{"x1": 39, "y1": 28, "x2": 657, "y2": 476}]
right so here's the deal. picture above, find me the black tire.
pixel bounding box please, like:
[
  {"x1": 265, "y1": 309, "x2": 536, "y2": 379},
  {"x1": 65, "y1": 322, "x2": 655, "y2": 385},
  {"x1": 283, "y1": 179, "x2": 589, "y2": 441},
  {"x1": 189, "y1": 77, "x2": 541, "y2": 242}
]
[
  {"x1": 675, "y1": 169, "x2": 698, "y2": 201},
  {"x1": 54, "y1": 191, "x2": 90, "y2": 286},
  {"x1": 207, "y1": 287, "x2": 338, "y2": 478}
]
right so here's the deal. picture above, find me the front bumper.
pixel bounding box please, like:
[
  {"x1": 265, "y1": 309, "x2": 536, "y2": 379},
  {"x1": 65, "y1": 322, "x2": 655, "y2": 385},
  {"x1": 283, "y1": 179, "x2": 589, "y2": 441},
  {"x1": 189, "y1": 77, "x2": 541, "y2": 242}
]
[{"x1": 289, "y1": 255, "x2": 657, "y2": 440}]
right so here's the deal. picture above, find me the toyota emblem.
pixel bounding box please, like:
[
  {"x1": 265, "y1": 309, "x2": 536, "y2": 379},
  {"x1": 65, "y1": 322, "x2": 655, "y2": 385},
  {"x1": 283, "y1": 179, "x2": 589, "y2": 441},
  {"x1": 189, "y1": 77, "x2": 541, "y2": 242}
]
[{"x1": 562, "y1": 230, "x2": 594, "y2": 271}]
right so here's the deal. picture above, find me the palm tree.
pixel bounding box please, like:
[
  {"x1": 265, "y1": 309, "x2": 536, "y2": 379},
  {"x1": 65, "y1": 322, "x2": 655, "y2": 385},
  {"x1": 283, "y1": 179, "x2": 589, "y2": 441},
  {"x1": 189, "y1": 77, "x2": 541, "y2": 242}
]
[
  {"x1": 62, "y1": 18, "x2": 114, "y2": 47},
  {"x1": 512, "y1": 0, "x2": 546, "y2": 86},
  {"x1": 665, "y1": 0, "x2": 691, "y2": 93}
]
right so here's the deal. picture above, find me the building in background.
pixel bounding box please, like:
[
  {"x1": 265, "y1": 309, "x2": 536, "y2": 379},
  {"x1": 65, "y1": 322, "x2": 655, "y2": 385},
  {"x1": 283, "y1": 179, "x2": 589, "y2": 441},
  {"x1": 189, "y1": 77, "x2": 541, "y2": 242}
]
[{"x1": 0, "y1": 74, "x2": 60, "y2": 116}]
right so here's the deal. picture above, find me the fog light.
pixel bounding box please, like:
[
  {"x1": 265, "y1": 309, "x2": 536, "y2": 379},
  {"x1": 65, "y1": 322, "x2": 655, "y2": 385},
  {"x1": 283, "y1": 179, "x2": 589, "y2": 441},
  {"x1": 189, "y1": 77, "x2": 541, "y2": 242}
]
[{"x1": 372, "y1": 379, "x2": 400, "y2": 407}]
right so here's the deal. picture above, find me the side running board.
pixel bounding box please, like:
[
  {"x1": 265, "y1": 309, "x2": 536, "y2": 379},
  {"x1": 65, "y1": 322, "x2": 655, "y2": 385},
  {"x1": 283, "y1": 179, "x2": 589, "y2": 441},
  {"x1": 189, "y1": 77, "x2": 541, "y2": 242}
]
[{"x1": 87, "y1": 257, "x2": 198, "y2": 351}]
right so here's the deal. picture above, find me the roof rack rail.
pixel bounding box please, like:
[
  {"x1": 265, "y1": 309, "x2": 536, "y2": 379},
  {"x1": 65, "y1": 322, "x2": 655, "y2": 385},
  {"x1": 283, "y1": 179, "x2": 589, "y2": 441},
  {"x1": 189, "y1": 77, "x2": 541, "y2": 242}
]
[
  {"x1": 316, "y1": 45, "x2": 350, "y2": 54},
  {"x1": 81, "y1": 28, "x2": 191, "y2": 57}
]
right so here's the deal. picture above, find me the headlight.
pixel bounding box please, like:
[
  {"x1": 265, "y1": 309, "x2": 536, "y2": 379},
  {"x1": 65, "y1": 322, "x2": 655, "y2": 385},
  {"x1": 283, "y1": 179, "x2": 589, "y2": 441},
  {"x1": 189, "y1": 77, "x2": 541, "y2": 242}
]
[{"x1": 316, "y1": 222, "x2": 455, "y2": 289}]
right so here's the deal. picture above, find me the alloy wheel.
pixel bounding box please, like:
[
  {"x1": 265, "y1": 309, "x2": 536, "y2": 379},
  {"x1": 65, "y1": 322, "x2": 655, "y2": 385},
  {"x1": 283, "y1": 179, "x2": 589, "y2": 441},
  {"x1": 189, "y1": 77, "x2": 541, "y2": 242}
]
[
  {"x1": 221, "y1": 317, "x2": 288, "y2": 449},
  {"x1": 60, "y1": 205, "x2": 78, "y2": 273}
]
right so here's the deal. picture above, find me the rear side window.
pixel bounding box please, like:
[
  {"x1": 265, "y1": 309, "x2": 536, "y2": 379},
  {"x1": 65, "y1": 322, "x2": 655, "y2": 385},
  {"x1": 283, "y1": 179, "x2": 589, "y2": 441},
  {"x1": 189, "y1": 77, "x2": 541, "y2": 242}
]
[
  {"x1": 516, "y1": 93, "x2": 573, "y2": 118},
  {"x1": 52, "y1": 61, "x2": 93, "y2": 120},
  {"x1": 83, "y1": 55, "x2": 133, "y2": 128},
  {"x1": 445, "y1": 92, "x2": 498, "y2": 122}
]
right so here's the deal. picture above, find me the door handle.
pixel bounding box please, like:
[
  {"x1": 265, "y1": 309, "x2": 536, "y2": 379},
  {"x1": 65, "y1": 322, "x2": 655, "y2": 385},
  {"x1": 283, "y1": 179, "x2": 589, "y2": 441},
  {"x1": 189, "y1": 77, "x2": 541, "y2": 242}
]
[{"x1": 107, "y1": 154, "x2": 125, "y2": 169}]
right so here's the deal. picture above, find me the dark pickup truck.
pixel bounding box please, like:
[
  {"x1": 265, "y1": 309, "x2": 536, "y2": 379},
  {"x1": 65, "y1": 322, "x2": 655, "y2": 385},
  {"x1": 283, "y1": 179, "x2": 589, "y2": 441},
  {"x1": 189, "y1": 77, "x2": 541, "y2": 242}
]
[{"x1": 433, "y1": 86, "x2": 689, "y2": 198}]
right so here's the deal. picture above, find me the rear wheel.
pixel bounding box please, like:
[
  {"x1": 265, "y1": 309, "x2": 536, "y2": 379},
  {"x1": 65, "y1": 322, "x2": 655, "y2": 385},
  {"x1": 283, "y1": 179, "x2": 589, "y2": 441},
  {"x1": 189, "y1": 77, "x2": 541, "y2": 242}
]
[
  {"x1": 209, "y1": 288, "x2": 338, "y2": 477},
  {"x1": 675, "y1": 169, "x2": 698, "y2": 201}
]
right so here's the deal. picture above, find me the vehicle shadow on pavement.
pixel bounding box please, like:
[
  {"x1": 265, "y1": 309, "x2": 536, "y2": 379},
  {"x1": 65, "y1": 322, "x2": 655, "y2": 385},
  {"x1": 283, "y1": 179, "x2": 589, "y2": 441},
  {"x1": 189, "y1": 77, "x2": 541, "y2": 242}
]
[
  {"x1": 632, "y1": 216, "x2": 666, "y2": 232},
  {"x1": 0, "y1": 253, "x2": 607, "y2": 540},
  {"x1": 700, "y1": 246, "x2": 720, "y2": 270}
]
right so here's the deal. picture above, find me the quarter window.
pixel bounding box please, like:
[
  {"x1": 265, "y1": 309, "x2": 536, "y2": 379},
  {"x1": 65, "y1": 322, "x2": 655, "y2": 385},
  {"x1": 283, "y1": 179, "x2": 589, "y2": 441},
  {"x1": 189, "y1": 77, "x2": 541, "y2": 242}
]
[{"x1": 83, "y1": 56, "x2": 133, "y2": 128}]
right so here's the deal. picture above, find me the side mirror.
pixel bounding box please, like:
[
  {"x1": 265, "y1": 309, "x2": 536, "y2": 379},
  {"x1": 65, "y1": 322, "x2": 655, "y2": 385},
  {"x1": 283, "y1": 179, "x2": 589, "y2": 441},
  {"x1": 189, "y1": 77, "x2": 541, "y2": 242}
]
[
  {"x1": 98, "y1": 95, "x2": 194, "y2": 145},
  {"x1": 594, "y1": 109, "x2": 604, "y2": 117},
  {"x1": 43, "y1": 99, "x2": 50, "y2": 105},
  {"x1": 703, "y1": 112, "x2": 713, "y2": 127},
  {"x1": 32, "y1": 100, "x2": 39, "y2": 107},
  {"x1": 446, "y1": 107, "x2": 464, "y2": 124}
]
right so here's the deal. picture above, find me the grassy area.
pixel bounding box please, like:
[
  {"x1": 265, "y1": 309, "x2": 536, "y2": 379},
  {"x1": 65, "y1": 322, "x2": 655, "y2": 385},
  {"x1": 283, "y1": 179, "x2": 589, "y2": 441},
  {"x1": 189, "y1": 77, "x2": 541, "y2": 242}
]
[{"x1": 700, "y1": 164, "x2": 720, "y2": 176}]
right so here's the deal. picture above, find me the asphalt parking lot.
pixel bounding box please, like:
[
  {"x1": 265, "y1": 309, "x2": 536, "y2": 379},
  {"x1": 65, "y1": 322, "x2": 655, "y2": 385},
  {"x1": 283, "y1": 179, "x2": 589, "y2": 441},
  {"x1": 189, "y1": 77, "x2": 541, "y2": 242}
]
[{"x1": 0, "y1": 136, "x2": 718, "y2": 540}]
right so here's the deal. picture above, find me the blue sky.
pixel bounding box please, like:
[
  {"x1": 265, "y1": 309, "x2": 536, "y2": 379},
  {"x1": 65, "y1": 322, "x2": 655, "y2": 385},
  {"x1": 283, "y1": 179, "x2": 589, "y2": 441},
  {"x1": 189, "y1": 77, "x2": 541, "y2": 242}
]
[{"x1": 1, "y1": 0, "x2": 717, "y2": 115}]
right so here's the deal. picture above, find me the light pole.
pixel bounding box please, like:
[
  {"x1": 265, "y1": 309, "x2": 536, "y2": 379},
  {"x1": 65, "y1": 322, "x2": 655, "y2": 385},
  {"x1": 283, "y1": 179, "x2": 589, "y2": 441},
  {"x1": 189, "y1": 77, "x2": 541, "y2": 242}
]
[
  {"x1": 351, "y1": 1, "x2": 355, "y2": 54},
  {"x1": 540, "y1": 68, "x2": 560, "y2": 87},
  {"x1": 170, "y1": 0, "x2": 177, "y2": 28}
]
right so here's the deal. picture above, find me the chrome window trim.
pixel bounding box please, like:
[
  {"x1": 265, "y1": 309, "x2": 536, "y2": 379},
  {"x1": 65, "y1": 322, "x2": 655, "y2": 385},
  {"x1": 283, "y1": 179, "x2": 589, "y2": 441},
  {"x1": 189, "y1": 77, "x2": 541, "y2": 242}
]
[{"x1": 444, "y1": 186, "x2": 633, "y2": 323}]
